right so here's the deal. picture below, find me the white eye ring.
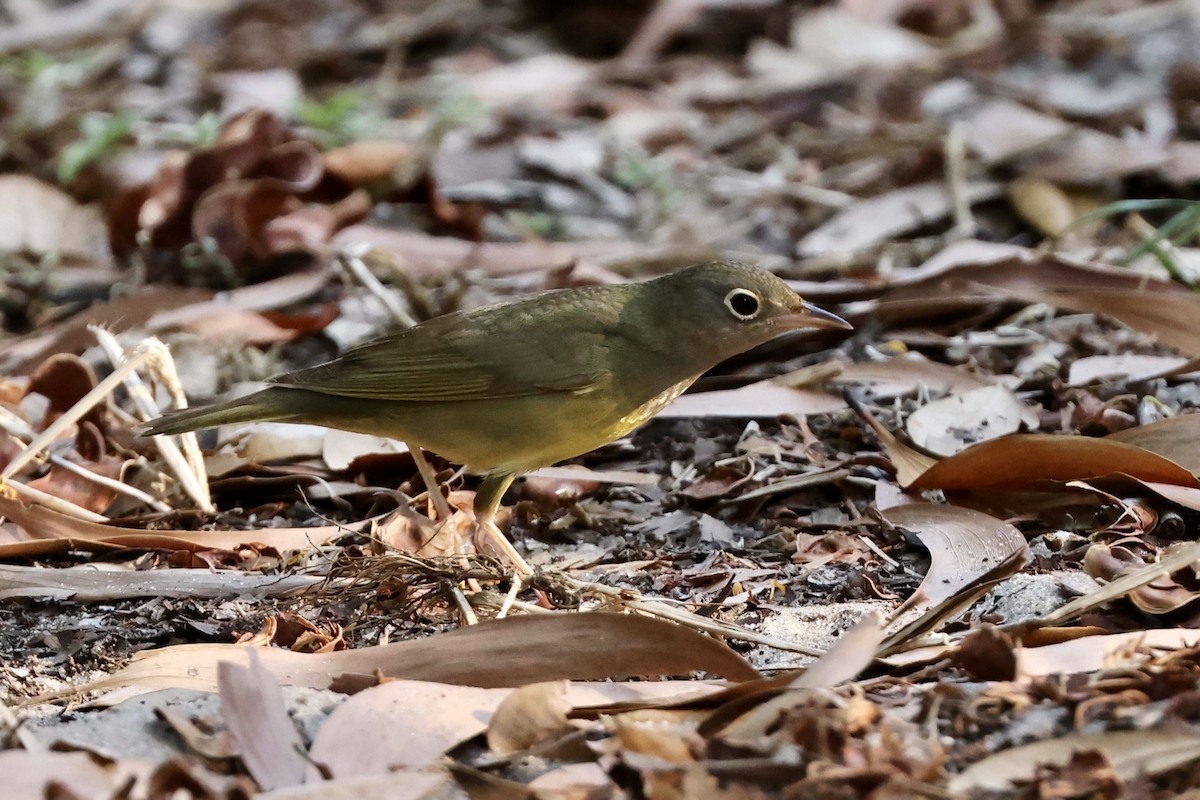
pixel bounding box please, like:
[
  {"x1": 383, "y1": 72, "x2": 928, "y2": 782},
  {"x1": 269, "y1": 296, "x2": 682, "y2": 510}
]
[{"x1": 724, "y1": 288, "x2": 762, "y2": 321}]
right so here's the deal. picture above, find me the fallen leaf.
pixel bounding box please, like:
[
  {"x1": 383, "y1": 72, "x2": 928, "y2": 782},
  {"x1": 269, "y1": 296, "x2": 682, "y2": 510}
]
[
  {"x1": 0, "y1": 750, "x2": 138, "y2": 800},
  {"x1": 1016, "y1": 629, "x2": 1200, "y2": 680},
  {"x1": 256, "y1": 772, "x2": 451, "y2": 800},
  {"x1": 0, "y1": 563, "x2": 321, "y2": 601},
  {"x1": 0, "y1": 174, "x2": 111, "y2": 264},
  {"x1": 948, "y1": 730, "x2": 1200, "y2": 793},
  {"x1": 1083, "y1": 543, "x2": 1200, "y2": 615},
  {"x1": 322, "y1": 140, "x2": 422, "y2": 185},
  {"x1": 48, "y1": 613, "x2": 760, "y2": 703},
  {"x1": 0, "y1": 494, "x2": 373, "y2": 557},
  {"x1": 905, "y1": 384, "x2": 1034, "y2": 456},
  {"x1": 1107, "y1": 414, "x2": 1200, "y2": 475},
  {"x1": 1068, "y1": 354, "x2": 1195, "y2": 386},
  {"x1": 882, "y1": 504, "x2": 1028, "y2": 618},
  {"x1": 661, "y1": 382, "x2": 846, "y2": 418},
  {"x1": 831, "y1": 354, "x2": 997, "y2": 398},
  {"x1": 909, "y1": 434, "x2": 1200, "y2": 492},
  {"x1": 797, "y1": 180, "x2": 1004, "y2": 257},
  {"x1": 310, "y1": 680, "x2": 510, "y2": 777},
  {"x1": 486, "y1": 679, "x2": 574, "y2": 757},
  {"x1": 219, "y1": 649, "x2": 308, "y2": 791},
  {"x1": 960, "y1": 100, "x2": 1072, "y2": 164}
]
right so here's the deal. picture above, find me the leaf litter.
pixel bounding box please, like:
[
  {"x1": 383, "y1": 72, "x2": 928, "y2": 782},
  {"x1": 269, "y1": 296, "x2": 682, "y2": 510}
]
[{"x1": 7, "y1": 1, "x2": 1200, "y2": 798}]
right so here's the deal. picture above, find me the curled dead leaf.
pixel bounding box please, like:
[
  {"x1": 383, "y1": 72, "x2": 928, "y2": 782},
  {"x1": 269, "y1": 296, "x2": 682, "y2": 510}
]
[{"x1": 487, "y1": 679, "x2": 575, "y2": 757}]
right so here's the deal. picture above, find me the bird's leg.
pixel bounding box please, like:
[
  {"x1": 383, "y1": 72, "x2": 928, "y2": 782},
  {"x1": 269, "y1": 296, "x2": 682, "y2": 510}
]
[
  {"x1": 473, "y1": 472, "x2": 532, "y2": 576},
  {"x1": 404, "y1": 443, "x2": 454, "y2": 521}
]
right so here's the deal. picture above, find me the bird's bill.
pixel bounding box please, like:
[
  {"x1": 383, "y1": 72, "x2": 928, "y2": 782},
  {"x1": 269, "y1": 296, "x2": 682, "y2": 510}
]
[{"x1": 779, "y1": 301, "x2": 853, "y2": 331}]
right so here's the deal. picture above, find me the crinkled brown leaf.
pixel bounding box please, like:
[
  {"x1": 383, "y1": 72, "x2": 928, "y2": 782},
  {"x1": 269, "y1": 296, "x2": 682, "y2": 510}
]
[
  {"x1": 48, "y1": 613, "x2": 759, "y2": 703},
  {"x1": 0, "y1": 494, "x2": 372, "y2": 557},
  {"x1": 883, "y1": 504, "x2": 1028, "y2": 618},
  {"x1": 909, "y1": 434, "x2": 1200, "y2": 492}
]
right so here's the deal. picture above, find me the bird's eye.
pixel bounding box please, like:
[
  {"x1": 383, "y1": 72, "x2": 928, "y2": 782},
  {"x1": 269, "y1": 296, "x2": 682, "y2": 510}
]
[{"x1": 724, "y1": 288, "x2": 762, "y2": 320}]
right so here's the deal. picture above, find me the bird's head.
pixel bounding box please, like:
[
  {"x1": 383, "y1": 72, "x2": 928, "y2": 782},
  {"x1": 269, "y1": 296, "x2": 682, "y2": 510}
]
[{"x1": 649, "y1": 261, "x2": 851, "y2": 366}]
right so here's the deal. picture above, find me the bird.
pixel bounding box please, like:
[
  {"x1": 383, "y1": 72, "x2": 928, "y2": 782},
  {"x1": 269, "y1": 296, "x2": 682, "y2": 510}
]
[{"x1": 141, "y1": 261, "x2": 851, "y2": 573}]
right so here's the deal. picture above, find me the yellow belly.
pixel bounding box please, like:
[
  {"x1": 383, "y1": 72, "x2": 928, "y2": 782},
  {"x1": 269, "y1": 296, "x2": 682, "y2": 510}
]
[{"x1": 305, "y1": 376, "x2": 697, "y2": 474}]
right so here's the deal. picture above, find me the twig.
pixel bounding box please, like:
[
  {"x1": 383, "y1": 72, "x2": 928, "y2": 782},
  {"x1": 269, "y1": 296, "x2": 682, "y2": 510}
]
[
  {"x1": 410, "y1": 447, "x2": 455, "y2": 522},
  {"x1": 3, "y1": 479, "x2": 108, "y2": 523},
  {"x1": 450, "y1": 583, "x2": 478, "y2": 625},
  {"x1": 562, "y1": 576, "x2": 823, "y2": 656},
  {"x1": 944, "y1": 121, "x2": 975, "y2": 237},
  {"x1": 496, "y1": 574, "x2": 522, "y2": 620},
  {"x1": 48, "y1": 454, "x2": 171, "y2": 514},
  {"x1": 720, "y1": 467, "x2": 851, "y2": 505},
  {"x1": 91, "y1": 329, "x2": 214, "y2": 512},
  {"x1": 0, "y1": 694, "x2": 41, "y2": 752},
  {"x1": 2, "y1": 344, "x2": 158, "y2": 482},
  {"x1": 337, "y1": 244, "x2": 418, "y2": 329}
]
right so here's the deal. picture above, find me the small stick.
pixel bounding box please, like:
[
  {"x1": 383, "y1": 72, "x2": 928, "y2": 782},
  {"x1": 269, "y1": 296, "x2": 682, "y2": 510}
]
[
  {"x1": 2, "y1": 345, "x2": 155, "y2": 482},
  {"x1": 90, "y1": 329, "x2": 213, "y2": 512},
  {"x1": 450, "y1": 583, "x2": 478, "y2": 625},
  {"x1": 563, "y1": 576, "x2": 823, "y2": 656},
  {"x1": 48, "y1": 454, "x2": 171, "y2": 514},
  {"x1": 944, "y1": 121, "x2": 975, "y2": 237},
  {"x1": 496, "y1": 574, "x2": 523, "y2": 620},
  {"x1": 409, "y1": 446, "x2": 455, "y2": 522},
  {"x1": 3, "y1": 479, "x2": 108, "y2": 523},
  {"x1": 337, "y1": 245, "x2": 418, "y2": 329}
]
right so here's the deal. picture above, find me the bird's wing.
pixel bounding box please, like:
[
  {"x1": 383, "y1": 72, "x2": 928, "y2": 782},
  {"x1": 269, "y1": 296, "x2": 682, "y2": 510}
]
[{"x1": 269, "y1": 291, "x2": 623, "y2": 402}]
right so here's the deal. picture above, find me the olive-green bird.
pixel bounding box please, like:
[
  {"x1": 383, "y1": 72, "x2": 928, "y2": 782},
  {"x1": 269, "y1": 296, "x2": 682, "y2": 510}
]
[{"x1": 142, "y1": 261, "x2": 851, "y2": 573}]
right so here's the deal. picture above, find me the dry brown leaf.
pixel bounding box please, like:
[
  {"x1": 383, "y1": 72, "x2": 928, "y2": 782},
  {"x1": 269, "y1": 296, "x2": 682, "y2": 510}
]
[
  {"x1": 309, "y1": 680, "x2": 510, "y2": 777},
  {"x1": 909, "y1": 434, "x2": 1200, "y2": 492},
  {"x1": 1068, "y1": 354, "x2": 1196, "y2": 386},
  {"x1": 882, "y1": 504, "x2": 1028, "y2": 618},
  {"x1": 332, "y1": 224, "x2": 716, "y2": 279},
  {"x1": 905, "y1": 384, "x2": 1034, "y2": 457},
  {"x1": 0, "y1": 749, "x2": 141, "y2": 800},
  {"x1": 718, "y1": 613, "x2": 883, "y2": 743},
  {"x1": 455, "y1": 53, "x2": 595, "y2": 112},
  {"x1": 373, "y1": 503, "x2": 473, "y2": 558},
  {"x1": 219, "y1": 649, "x2": 309, "y2": 791},
  {"x1": 797, "y1": 180, "x2": 1004, "y2": 257},
  {"x1": 0, "y1": 174, "x2": 111, "y2": 264},
  {"x1": 486, "y1": 679, "x2": 574, "y2": 757},
  {"x1": 47, "y1": 613, "x2": 759, "y2": 703},
  {"x1": 0, "y1": 494, "x2": 372, "y2": 557},
  {"x1": 528, "y1": 762, "x2": 612, "y2": 793},
  {"x1": 948, "y1": 730, "x2": 1200, "y2": 794},
  {"x1": 1107, "y1": 414, "x2": 1200, "y2": 475},
  {"x1": 1016, "y1": 629, "x2": 1200, "y2": 679},
  {"x1": 960, "y1": 100, "x2": 1072, "y2": 164},
  {"x1": 256, "y1": 772, "x2": 452, "y2": 800},
  {"x1": 321, "y1": 430, "x2": 409, "y2": 471},
  {"x1": 1083, "y1": 544, "x2": 1200, "y2": 615},
  {"x1": 0, "y1": 269, "x2": 327, "y2": 373},
  {"x1": 1018, "y1": 287, "x2": 1200, "y2": 357},
  {"x1": 176, "y1": 308, "x2": 298, "y2": 345},
  {"x1": 831, "y1": 354, "x2": 996, "y2": 398},
  {"x1": 322, "y1": 140, "x2": 422, "y2": 184},
  {"x1": 845, "y1": 241, "x2": 1200, "y2": 356},
  {"x1": 1033, "y1": 541, "x2": 1200, "y2": 629},
  {"x1": 852, "y1": 399, "x2": 938, "y2": 487},
  {"x1": 1032, "y1": 128, "x2": 1168, "y2": 184},
  {"x1": 1138, "y1": 480, "x2": 1200, "y2": 512},
  {"x1": 661, "y1": 382, "x2": 846, "y2": 419}
]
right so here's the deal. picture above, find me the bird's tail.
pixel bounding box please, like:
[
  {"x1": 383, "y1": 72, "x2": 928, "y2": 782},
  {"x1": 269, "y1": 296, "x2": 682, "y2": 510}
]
[{"x1": 138, "y1": 389, "x2": 296, "y2": 436}]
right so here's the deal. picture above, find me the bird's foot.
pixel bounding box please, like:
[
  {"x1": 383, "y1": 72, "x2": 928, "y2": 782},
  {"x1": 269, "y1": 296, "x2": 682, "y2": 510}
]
[{"x1": 469, "y1": 515, "x2": 533, "y2": 577}]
